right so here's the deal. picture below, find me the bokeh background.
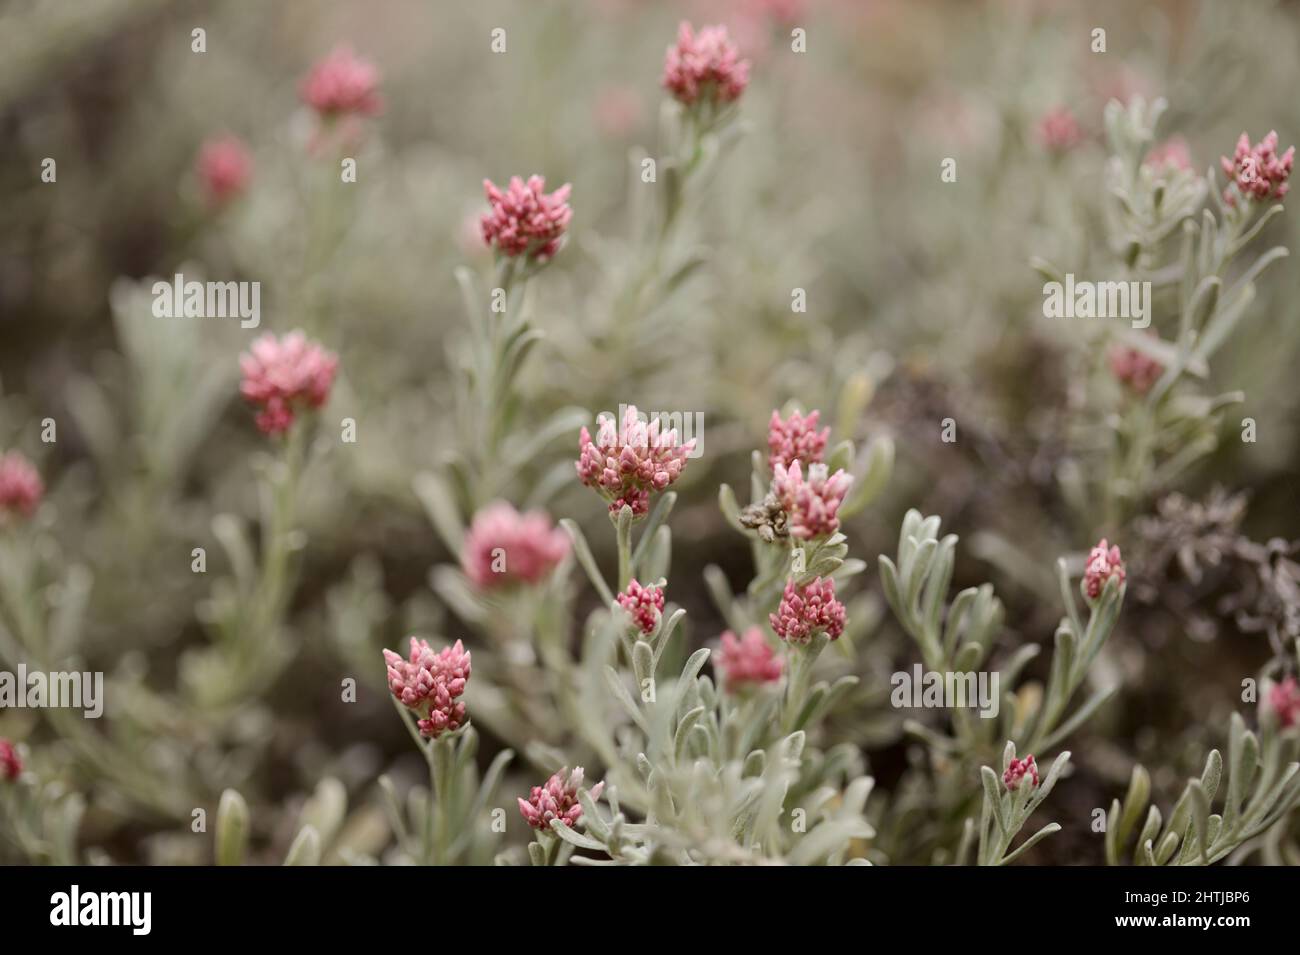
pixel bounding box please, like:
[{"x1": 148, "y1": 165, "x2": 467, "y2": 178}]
[{"x1": 1, "y1": 0, "x2": 1298, "y2": 864}]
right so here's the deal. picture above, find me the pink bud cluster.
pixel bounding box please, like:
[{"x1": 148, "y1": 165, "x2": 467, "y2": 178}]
[
  {"x1": 0, "y1": 738, "x2": 21, "y2": 781},
  {"x1": 715, "y1": 628, "x2": 783, "y2": 690},
  {"x1": 767, "y1": 408, "x2": 829, "y2": 473},
  {"x1": 1268, "y1": 676, "x2": 1300, "y2": 729},
  {"x1": 518, "y1": 766, "x2": 604, "y2": 831},
  {"x1": 770, "y1": 576, "x2": 845, "y2": 644},
  {"x1": 461, "y1": 502, "x2": 569, "y2": 591},
  {"x1": 238, "y1": 331, "x2": 339, "y2": 435},
  {"x1": 772, "y1": 460, "x2": 852, "y2": 540},
  {"x1": 1221, "y1": 131, "x2": 1294, "y2": 204},
  {"x1": 576, "y1": 406, "x2": 695, "y2": 517},
  {"x1": 0, "y1": 452, "x2": 43, "y2": 520},
  {"x1": 1083, "y1": 539, "x2": 1126, "y2": 601},
  {"x1": 1037, "y1": 107, "x2": 1082, "y2": 154},
  {"x1": 196, "y1": 135, "x2": 252, "y2": 206},
  {"x1": 617, "y1": 579, "x2": 665, "y2": 635},
  {"x1": 1144, "y1": 137, "x2": 1192, "y2": 174},
  {"x1": 662, "y1": 22, "x2": 750, "y2": 108},
  {"x1": 480, "y1": 175, "x2": 573, "y2": 261},
  {"x1": 1003, "y1": 755, "x2": 1039, "y2": 791},
  {"x1": 1108, "y1": 344, "x2": 1164, "y2": 395},
  {"x1": 383, "y1": 637, "x2": 472, "y2": 739},
  {"x1": 300, "y1": 46, "x2": 383, "y2": 117}
]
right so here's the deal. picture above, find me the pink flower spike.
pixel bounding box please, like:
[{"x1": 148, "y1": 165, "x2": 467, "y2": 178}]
[
  {"x1": 196, "y1": 135, "x2": 252, "y2": 206},
  {"x1": 575, "y1": 406, "x2": 695, "y2": 517},
  {"x1": 1108, "y1": 344, "x2": 1164, "y2": 395},
  {"x1": 0, "y1": 452, "x2": 43, "y2": 521},
  {"x1": 617, "y1": 579, "x2": 665, "y2": 635},
  {"x1": 518, "y1": 767, "x2": 604, "y2": 831},
  {"x1": 1036, "y1": 107, "x2": 1082, "y2": 154},
  {"x1": 300, "y1": 45, "x2": 383, "y2": 118},
  {"x1": 715, "y1": 628, "x2": 783, "y2": 691},
  {"x1": 662, "y1": 22, "x2": 750, "y2": 108},
  {"x1": 769, "y1": 576, "x2": 846, "y2": 644},
  {"x1": 1003, "y1": 755, "x2": 1039, "y2": 791},
  {"x1": 1268, "y1": 677, "x2": 1300, "y2": 729},
  {"x1": 1082, "y1": 539, "x2": 1126, "y2": 601},
  {"x1": 1221, "y1": 130, "x2": 1294, "y2": 204},
  {"x1": 767, "y1": 408, "x2": 829, "y2": 473},
  {"x1": 238, "y1": 331, "x2": 339, "y2": 436},
  {"x1": 0, "y1": 738, "x2": 21, "y2": 782},
  {"x1": 480, "y1": 175, "x2": 573, "y2": 261},
  {"x1": 461, "y1": 502, "x2": 569, "y2": 591},
  {"x1": 382, "y1": 637, "x2": 471, "y2": 739},
  {"x1": 772, "y1": 460, "x2": 852, "y2": 540}
]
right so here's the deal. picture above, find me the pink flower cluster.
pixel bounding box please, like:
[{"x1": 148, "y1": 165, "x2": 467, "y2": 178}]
[
  {"x1": 196, "y1": 135, "x2": 252, "y2": 206},
  {"x1": 239, "y1": 331, "x2": 339, "y2": 435},
  {"x1": 1003, "y1": 755, "x2": 1039, "y2": 791},
  {"x1": 1108, "y1": 344, "x2": 1164, "y2": 395},
  {"x1": 1083, "y1": 539, "x2": 1126, "y2": 601},
  {"x1": 770, "y1": 576, "x2": 845, "y2": 644},
  {"x1": 767, "y1": 408, "x2": 829, "y2": 473},
  {"x1": 1145, "y1": 137, "x2": 1192, "y2": 174},
  {"x1": 1268, "y1": 677, "x2": 1300, "y2": 729},
  {"x1": 1221, "y1": 131, "x2": 1294, "y2": 204},
  {"x1": 300, "y1": 46, "x2": 383, "y2": 117},
  {"x1": 0, "y1": 452, "x2": 43, "y2": 520},
  {"x1": 662, "y1": 22, "x2": 750, "y2": 108},
  {"x1": 461, "y1": 502, "x2": 569, "y2": 591},
  {"x1": 617, "y1": 579, "x2": 665, "y2": 635},
  {"x1": 576, "y1": 406, "x2": 695, "y2": 517},
  {"x1": 383, "y1": 638, "x2": 472, "y2": 739},
  {"x1": 1037, "y1": 107, "x2": 1082, "y2": 154},
  {"x1": 772, "y1": 461, "x2": 852, "y2": 540},
  {"x1": 715, "y1": 628, "x2": 783, "y2": 690},
  {"x1": 518, "y1": 766, "x2": 604, "y2": 831},
  {"x1": 0, "y1": 738, "x2": 21, "y2": 781},
  {"x1": 480, "y1": 175, "x2": 573, "y2": 261}
]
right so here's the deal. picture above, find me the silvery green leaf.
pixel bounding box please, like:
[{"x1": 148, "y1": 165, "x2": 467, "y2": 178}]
[
  {"x1": 411, "y1": 471, "x2": 466, "y2": 554},
  {"x1": 215, "y1": 789, "x2": 249, "y2": 866},
  {"x1": 283, "y1": 825, "x2": 321, "y2": 866},
  {"x1": 560, "y1": 519, "x2": 614, "y2": 605}
]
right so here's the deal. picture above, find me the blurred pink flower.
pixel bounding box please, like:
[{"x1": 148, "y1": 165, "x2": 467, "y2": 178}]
[
  {"x1": 715, "y1": 628, "x2": 783, "y2": 690},
  {"x1": 461, "y1": 502, "x2": 569, "y2": 590},
  {"x1": 770, "y1": 576, "x2": 845, "y2": 643},
  {"x1": 480, "y1": 175, "x2": 573, "y2": 261},
  {"x1": 1268, "y1": 677, "x2": 1300, "y2": 728},
  {"x1": 773, "y1": 460, "x2": 852, "y2": 540},
  {"x1": 767, "y1": 408, "x2": 829, "y2": 472},
  {"x1": 594, "y1": 86, "x2": 643, "y2": 139},
  {"x1": 238, "y1": 331, "x2": 339, "y2": 436},
  {"x1": 1144, "y1": 136, "x2": 1192, "y2": 174},
  {"x1": 662, "y1": 22, "x2": 750, "y2": 108},
  {"x1": 300, "y1": 45, "x2": 383, "y2": 117},
  {"x1": 383, "y1": 637, "x2": 471, "y2": 739},
  {"x1": 518, "y1": 767, "x2": 604, "y2": 831},
  {"x1": 617, "y1": 579, "x2": 665, "y2": 634},
  {"x1": 1108, "y1": 344, "x2": 1164, "y2": 395},
  {"x1": 1083, "y1": 539, "x2": 1125, "y2": 601},
  {"x1": 0, "y1": 452, "x2": 43, "y2": 520},
  {"x1": 0, "y1": 738, "x2": 21, "y2": 781},
  {"x1": 1221, "y1": 131, "x2": 1294, "y2": 204},
  {"x1": 576, "y1": 406, "x2": 694, "y2": 517},
  {"x1": 1036, "y1": 106, "x2": 1082, "y2": 154},
  {"x1": 1003, "y1": 755, "x2": 1039, "y2": 791},
  {"x1": 196, "y1": 135, "x2": 252, "y2": 206}
]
